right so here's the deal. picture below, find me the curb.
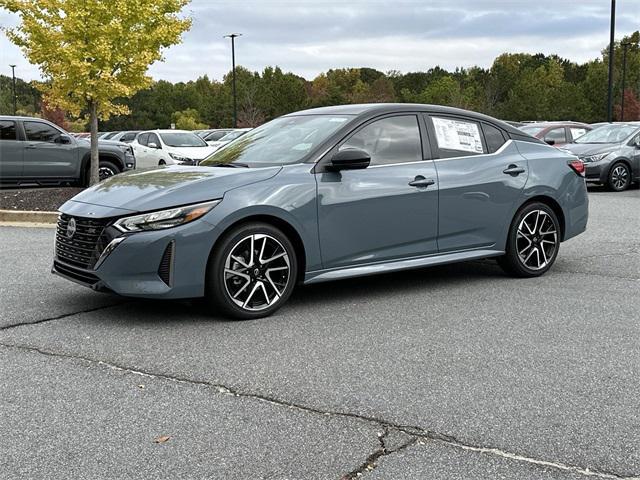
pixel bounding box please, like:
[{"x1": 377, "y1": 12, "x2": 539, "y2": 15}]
[{"x1": 0, "y1": 209, "x2": 58, "y2": 225}]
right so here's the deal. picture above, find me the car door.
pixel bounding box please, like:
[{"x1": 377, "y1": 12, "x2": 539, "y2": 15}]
[
  {"x1": 22, "y1": 120, "x2": 78, "y2": 178},
  {"x1": 425, "y1": 115, "x2": 528, "y2": 252},
  {"x1": 132, "y1": 133, "x2": 153, "y2": 168},
  {"x1": 0, "y1": 119, "x2": 24, "y2": 179},
  {"x1": 146, "y1": 133, "x2": 164, "y2": 166},
  {"x1": 316, "y1": 114, "x2": 439, "y2": 269}
]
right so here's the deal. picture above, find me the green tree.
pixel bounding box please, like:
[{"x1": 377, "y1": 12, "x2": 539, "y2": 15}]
[
  {"x1": 1, "y1": 0, "x2": 191, "y2": 185},
  {"x1": 171, "y1": 108, "x2": 207, "y2": 130}
]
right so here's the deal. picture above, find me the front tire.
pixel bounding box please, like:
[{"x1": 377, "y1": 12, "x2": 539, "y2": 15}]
[
  {"x1": 206, "y1": 222, "x2": 298, "y2": 320},
  {"x1": 98, "y1": 161, "x2": 119, "y2": 181},
  {"x1": 498, "y1": 202, "x2": 560, "y2": 278},
  {"x1": 607, "y1": 162, "x2": 631, "y2": 191}
]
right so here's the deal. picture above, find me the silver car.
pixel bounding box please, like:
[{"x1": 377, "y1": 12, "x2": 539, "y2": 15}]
[{"x1": 562, "y1": 123, "x2": 640, "y2": 191}]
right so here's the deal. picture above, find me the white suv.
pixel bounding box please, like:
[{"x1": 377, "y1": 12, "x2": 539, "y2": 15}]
[{"x1": 131, "y1": 130, "x2": 217, "y2": 168}]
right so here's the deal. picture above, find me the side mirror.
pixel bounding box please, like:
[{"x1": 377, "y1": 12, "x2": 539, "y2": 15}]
[
  {"x1": 148, "y1": 142, "x2": 159, "y2": 149},
  {"x1": 544, "y1": 138, "x2": 555, "y2": 146},
  {"x1": 328, "y1": 148, "x2": 371, "y2": 171},
  {"x1": 57, "y1": 134, "x2": 72, "y2": 145},
  {"x1": 634, "y1": 137, "x2": 640, "y2": 149}
]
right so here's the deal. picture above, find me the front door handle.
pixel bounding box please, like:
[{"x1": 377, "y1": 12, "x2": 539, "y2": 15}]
[
  {"x1": 25, "y1": 143, "x2": 38, "y2": 149},
  {"x1": 408, "y1": 176, "x2": 435, "y2": 188},
  {"x1": 503, "y1": 165, "x2": 525, "y2": 175}
]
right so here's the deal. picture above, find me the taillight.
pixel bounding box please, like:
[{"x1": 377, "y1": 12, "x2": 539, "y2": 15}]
[{"x1": 568, "y1": 159, "x2": 585, "y2": 177}]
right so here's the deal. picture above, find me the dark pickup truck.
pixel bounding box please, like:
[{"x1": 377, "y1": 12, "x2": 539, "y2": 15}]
[{"x1": 0, "y1": 115, "x2": 135, "y2": 186}]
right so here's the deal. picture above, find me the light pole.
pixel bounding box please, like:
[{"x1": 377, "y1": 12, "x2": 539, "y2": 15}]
[
  {"x1": 224, "y1": 33, "x2": 242, "y2": 128},
  {"x1": 620, "y1": 42, "x2": 631, "y2": 121},
  {"x1": 9, "y1": 64, "x2": 17, "y2": 115},
  {"x1": 606, "y1": 0, "x2": 616, "y2": 122}
]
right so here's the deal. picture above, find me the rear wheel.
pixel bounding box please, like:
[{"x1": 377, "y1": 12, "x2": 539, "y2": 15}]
[
  {"x1": 206, "y1": 223, "x2": 297, "y2": 319},
  {"x1": 607, "y1": 162, "x2": 631, "y2": 191},
  {"x1": 498, "y1": 202, "x2": 560, "y2": 277}
]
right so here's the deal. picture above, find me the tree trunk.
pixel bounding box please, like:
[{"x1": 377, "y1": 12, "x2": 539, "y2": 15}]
[{"x1": 89, "y1": 101, "x2": 99, "y2": 186}]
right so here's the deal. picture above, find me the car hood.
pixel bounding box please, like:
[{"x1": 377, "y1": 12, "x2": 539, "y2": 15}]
[
  {"x1": 62, "y1": 165, "x2": 281, "y2": 216},
  {"x1": 561, "y1": 143, "x2": 619, "y2": 156},
  {"x1": 167, "y1": 146, "x2": 217, "y2": 160}
]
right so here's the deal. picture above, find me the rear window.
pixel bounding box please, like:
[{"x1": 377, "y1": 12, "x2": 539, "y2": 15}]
[
  {"x1": 431, "y1": 116, "x2": 485, "y2": 157},
  {"x1": 0, "y1": 120, "x2": 17, "y2": 140}
]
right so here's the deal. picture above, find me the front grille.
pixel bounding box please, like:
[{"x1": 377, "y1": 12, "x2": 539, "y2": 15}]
[
  {"x1": 56, "y1": 214, "x2": 111, "y2": 269},
  {"x1": 158, "y1": 241, "x2": 175, "y2": 286},
  {"x1": 53, "y1": 260, "x2": 100, "y2": 286}
]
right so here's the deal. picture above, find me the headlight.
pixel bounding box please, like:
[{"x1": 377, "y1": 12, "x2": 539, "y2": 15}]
[
  {"x1": 582, "y1": 152, "x2": 611, "y2": 163},
  {"x1": 113, "y1": 200, "x2": 220, "y2": 232},
  {"x1": 170, "y1": 153, "x2": 191, "y2": 163}
]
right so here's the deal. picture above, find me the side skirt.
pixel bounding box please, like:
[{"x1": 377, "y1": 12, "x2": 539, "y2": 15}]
[{"x1": 303, "y1": 249, "x2": 504, "y2": 284}]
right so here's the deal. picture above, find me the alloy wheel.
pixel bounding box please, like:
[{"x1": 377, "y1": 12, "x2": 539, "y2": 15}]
[
  {"x1": 223, "y1": 233, "x2": 291, "y2": 312},
  {"x1": 98, "y1": 166, "x2": 116, "y2": 181},
  {"x1": 610, "y1": 164, "x2": 629, "y2": 191},
  {"x1": 516, "y1": 210, "x2": 558, "y2": 271}
]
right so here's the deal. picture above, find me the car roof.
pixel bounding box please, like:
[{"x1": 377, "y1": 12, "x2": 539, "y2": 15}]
[
  {"x1": 284, "y1": 103, "x2": 524, "y2": 135},
  {"x1": 520, "y1": 121, "x2": 591, "y2": 128}
]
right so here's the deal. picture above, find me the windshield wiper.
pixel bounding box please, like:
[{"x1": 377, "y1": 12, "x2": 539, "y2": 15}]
[{"x1": 209, "y1": 162, "x2": 249, "y2": 168}]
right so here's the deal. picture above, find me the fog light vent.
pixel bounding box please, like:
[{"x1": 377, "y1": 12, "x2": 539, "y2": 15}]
[{"x1": 158, "y1": 241, "x2": 175, "y2": 286}]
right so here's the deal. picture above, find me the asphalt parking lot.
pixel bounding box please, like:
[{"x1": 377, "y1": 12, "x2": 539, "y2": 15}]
[{"x1": 1, "y1": 186, "x2": 639, "y2": 480}]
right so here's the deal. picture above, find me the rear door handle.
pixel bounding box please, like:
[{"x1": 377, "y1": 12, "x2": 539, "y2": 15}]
[
  {"x1": 25, "y1": 143, "x2": 38, "y2": 149},
  {"x1": 408, "y1": 176, "x2": 435, "y2": 188},
  {"x1": 503, "y1": 165, "x2": 525, "y2": 175}
]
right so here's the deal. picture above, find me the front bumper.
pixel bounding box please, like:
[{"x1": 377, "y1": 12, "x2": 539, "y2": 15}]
[
  {"x1": 583, "y1": 161, "x2": 608, "y2": 183},
  {"x1": 53, "y1": 219, "x2": 222, "y2": 299}
]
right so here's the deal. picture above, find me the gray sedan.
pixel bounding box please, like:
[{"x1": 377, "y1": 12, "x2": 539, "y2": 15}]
[
  {"x1": 52, "y1": 104, "x2": 589, "y2": 319},
  {"x1": 562, "y1": 123, "x2": 640, "y2": 191}
]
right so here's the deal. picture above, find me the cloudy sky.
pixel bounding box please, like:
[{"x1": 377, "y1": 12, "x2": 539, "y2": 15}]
[{"x1": 1, "y1": 0, "x2": 638, "y2": 82}]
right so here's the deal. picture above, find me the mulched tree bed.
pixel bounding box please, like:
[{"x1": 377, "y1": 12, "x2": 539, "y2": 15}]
[{"x1": 0, "y1": 187, "x2": 85, "y2": 212}]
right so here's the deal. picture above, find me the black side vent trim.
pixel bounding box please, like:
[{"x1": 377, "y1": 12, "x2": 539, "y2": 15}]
[{"x1": 158, "y1": 241, "x2": 175, "y2": 287}]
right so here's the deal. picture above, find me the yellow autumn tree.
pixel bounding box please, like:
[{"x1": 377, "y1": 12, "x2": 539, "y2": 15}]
[{"x1": 1, "y1": 0, "x2": 192, "y2": 184}]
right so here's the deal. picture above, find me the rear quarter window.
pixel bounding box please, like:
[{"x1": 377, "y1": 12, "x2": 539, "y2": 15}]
[{"x1": 481, "y1": 123, "x2": 507, "y2": 153}]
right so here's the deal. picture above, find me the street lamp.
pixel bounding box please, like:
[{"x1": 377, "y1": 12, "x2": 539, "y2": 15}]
[
  {"x1": 620, "y1": 42, "x2": 631, "y2": 121},
  {"x1": 224, "y1": 33, "x2": 242, "y2": 128},
  {"x1": 9, "y1": 64, "x2": 17, "y2": 115},
  {"x1": 606, "y1": 0, "x2": 616, "y2": 122}
]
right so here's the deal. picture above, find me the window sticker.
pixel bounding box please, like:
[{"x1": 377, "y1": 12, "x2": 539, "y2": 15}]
[{"x1": 432, "y1": 117, "x2": 484, "y2": 153}]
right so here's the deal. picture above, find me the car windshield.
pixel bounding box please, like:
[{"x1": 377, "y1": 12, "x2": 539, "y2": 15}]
[
  {"x1": 219, "y1": 130, "x2": 247, "y2": 141},
  {"x1": 200, "y1": 115, "x2": 352, "y2": 167},
  {"x1": 159, "y1": 132, "x2": 208, "y2": 147},
  {"x1": 574, "y1": 124, "x2": 638, "y2": 144},
  {"x1": 520, "y1": 126, "x2": 545, "y2": 135}
]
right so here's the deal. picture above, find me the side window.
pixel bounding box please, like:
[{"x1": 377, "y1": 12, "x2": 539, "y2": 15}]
[
  {"x1": 569, "y1": 128, "x2": 587, "y2": 141},
  {"x1": 481, "y1": 123, "x2": 506, "y2": 153},
  {"x1": 431, "y1": 116, "x2": 485, "y2": 157},
  {"x1": 148, "y1": 133, "x2": 161, "y2": 148},
  {"x1": 121, "y1": 132, "x2": 136, "y2": 142},
  {"x1": 544, "y1": 128, "x2": 566, "y2": 144},
  {"x1": 207, "y1": 131, "x2": 227, "y2": 141},
  {"x1": 340, "y1": 115, "x2": 422, "y2": 166},
  {"x1": 137, "y1": 133, "x2": 149, "y2": 146},
  {"x1": 0, "y1": 120, "x2": 17, "y2": 141},
  {"x1": 24, "y1": 121, "x2": 62, "y2": 143}
]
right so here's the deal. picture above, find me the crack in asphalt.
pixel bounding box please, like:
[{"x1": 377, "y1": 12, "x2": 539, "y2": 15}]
[
  {"x1": 0, "y1": 340, "x2": 638, "y2": 480},
  {"x1": 340, "y1": 428, "x2": 417, "y2": 479},
  {"x1": 0, "y1": 302, "x2": 126, "y2": 332}
]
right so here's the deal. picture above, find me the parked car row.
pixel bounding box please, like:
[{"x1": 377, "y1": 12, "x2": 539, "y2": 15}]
[{"x1": 2, "y1": 114, "x2": 638, "y2": 192}]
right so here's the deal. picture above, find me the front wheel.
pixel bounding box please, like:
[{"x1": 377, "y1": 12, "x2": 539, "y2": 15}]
[
  {"x1": 98, "y1": 161, "x2": 119, "y2": 181},
  {"x1": 206, "y1": 223, "x2": 298, "y2": 319},
  {"x1": 498, "y1": 202, "x2": 560, "y2": 277},
  {"x1": 607, "y1": 162, "x2": 631, "y2": 191}
]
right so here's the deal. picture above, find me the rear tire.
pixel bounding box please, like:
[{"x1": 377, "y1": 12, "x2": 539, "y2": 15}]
[
  {"x1": 498, "y1": 202, "x2": 560, "y2": 278},
  {"x1": 205, "y1": 222, "x2": 298, "y2": 320}
]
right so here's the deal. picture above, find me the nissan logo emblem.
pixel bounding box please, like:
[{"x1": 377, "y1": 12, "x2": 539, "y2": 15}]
[{"x1": 66, "y1": 218, "x2": 77, "y2": 238}]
